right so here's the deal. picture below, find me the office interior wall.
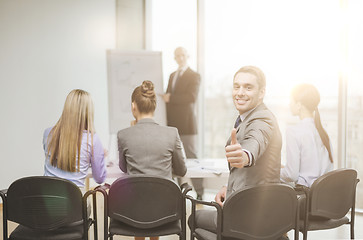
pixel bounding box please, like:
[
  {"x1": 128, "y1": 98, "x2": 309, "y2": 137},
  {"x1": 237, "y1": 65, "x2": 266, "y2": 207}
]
[
  {"x1": 116, "y1": 0, "x2": 145, "y2": 49},
  {"x1": 0, "y1": 0, "x2": 116, "y2": 189}
]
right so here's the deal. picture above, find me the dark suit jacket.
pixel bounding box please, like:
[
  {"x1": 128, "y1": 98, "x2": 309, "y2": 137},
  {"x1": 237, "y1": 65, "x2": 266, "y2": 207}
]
[
  {"x1": 226, "y1": 103, "x2": 282, "y2": 198},
  {"x1": 166, "y1": 67, "x2": 201, "y2": 135}
]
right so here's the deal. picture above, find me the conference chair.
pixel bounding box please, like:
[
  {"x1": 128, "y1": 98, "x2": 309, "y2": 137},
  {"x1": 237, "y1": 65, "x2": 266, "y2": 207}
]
[
  {"x1": 296, "y1": 168, "x2": 360, "y2": 240},
  {"x1": 188, "y1": 183, "x2": 300, "y2": 240},
  {"x1": 0, "y1": 176, "x2": 98, "y2": 240},
  {"x1": 95, "y1": 175, "x2": 192, "y2": 240}
]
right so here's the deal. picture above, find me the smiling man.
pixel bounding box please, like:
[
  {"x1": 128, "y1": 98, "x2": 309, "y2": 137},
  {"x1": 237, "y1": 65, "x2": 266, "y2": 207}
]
[
  {"x1": 189, "y1": 66, "x2": 282, "y2": 234},
  {"x1": 218, "y1": 65, "x2": 282, "y2": 203}
]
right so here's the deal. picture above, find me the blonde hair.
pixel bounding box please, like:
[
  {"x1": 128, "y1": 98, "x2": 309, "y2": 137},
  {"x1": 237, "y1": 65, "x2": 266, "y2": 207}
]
[
  {"x1": 47, "y1": 89, "x2": 95, "y2": 172},
  {"x1": 131, "y1": 80, "x2": 156, "y2": 113}
]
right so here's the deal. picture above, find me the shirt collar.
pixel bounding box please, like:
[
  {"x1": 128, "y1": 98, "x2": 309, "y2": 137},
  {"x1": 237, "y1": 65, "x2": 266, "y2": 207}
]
[
  {"x1": 177, "y1": 65, "x2": 188, "y2": 75},
  {"x1": 136, "y1": 118, "x2": 157, "y2": 125},
  {"x1": 238, "y1": 106, "x2": 257, "y2": 122}
]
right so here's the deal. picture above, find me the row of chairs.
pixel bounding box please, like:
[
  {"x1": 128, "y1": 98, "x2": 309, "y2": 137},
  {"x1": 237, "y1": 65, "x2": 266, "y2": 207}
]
[
  {"x1": 0, "y1": 168, "x2": 359, "y2": 240},
  {"x1": 188, "y1": 168, "x2": 359, "y2": 240}
]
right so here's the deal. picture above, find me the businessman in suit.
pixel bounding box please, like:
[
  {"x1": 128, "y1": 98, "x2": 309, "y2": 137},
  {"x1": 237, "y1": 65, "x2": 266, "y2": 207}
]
[
  {"x1": 162, "y1": 47, "x2": 204, "y2": 200},
  {"x1": 189, "y1": 65, "x2": 282, "y2": 232}
]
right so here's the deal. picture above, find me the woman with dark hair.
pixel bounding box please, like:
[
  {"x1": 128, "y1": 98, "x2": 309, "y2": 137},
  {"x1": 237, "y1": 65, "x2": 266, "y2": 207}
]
[
  {"x1": 280, "y1": 83, "x2": 333, "y2": 187},
  {"x1": 117, "y1": 80, "x2": 187, "y2": 240}
]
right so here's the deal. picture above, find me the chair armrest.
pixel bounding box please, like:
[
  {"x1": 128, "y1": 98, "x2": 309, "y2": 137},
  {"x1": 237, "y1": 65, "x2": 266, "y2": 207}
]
[
  {"x1": 0, "y1": 189, "x2": 7, "y2": 203},
  {"x1": 180, "y1": 182, "x2": 193, "y2": 196},
  {"x1": 186, "y1": 194, "x2": 223, "y2": 240},
  {"x1": 94, "y1": 183, "x2": 110, "y2": 193},
  {"x1": 294, "y1": 184, "x2": 310, "y2": 195},
  {"x1": 186, "y1": 194, "x2": 221, "y2": 210},
  {"x1": 0, "y1": 189, "x2": 8, "y2": 194}
]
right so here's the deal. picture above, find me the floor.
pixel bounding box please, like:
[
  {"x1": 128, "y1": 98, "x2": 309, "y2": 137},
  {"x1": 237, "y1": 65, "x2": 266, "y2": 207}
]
[{"x1": 1, "y1": 191, "x2": 363, "y2": 240}]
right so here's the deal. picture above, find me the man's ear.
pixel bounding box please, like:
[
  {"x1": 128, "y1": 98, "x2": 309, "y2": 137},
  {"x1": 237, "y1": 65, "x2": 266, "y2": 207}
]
[{"x1": 259, "y1": 88, "x2": 266, "y2": 100}]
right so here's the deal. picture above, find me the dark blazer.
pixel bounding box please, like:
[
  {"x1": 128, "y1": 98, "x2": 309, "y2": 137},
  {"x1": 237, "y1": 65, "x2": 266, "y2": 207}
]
[
  {"x1": 117, "y1": 118, "x2": 187, "y2": 179},
  {"x1": 226, "y1": 103, "x2": 282, "y2": 198},
  {"x1": 166, "y1": 67, "x2": 201, "y2": 135}
]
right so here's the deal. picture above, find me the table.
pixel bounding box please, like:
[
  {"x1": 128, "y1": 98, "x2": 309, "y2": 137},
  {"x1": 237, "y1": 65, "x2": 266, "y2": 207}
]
[{"x1": 85, "y1": 158, "x2": 229, "y2": 190}]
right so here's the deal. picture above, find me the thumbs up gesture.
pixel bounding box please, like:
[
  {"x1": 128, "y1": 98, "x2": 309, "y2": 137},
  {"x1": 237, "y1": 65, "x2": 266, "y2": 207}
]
[{"x1": 225, "y1": 128, "x2": 249, "y2": 168}]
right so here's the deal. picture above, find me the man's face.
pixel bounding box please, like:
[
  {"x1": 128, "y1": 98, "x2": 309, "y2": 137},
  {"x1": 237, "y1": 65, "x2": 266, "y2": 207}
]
[
  {"x1": 174, "y1": 48, "x2": 188, "y2": 68},
  {"x1": 232, "y1": 72, "x2": 265, "y2": 115}
]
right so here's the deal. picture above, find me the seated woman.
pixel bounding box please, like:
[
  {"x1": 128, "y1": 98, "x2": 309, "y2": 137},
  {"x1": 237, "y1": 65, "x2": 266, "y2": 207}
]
[
  {"x1": 280, "y1": 83, "x2": 333, "y2": 187},
  {"x1": 117, "y1": 80, "x2": 187, "y2": 240},
  {"x1": 43, "y1": 89, "x2": 107, "y2": 190}
]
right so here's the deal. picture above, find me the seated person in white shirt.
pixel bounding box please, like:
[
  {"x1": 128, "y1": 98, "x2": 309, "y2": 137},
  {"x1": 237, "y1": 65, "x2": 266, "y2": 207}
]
[{"x1": 280, "y1": 83, "x2": 334, "y2": 187}]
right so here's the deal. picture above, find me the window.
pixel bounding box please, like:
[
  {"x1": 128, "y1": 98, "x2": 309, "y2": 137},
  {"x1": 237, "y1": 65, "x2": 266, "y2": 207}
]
[
  {"x1": 346, "y1": 0, "x2": 363, "y2": 210},
  {"x1": 150, "y1": 0, "x2": 197, "y2": 90},
  {"x1": 203, "y1": 0, "x2": 340, "y2": 169},
  {"x1": 150, "y1": 0, "x2": 363, "y2": 209}
]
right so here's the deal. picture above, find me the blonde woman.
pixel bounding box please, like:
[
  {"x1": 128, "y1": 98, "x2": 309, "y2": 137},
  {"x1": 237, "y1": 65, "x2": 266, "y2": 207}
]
[
  {"x1": 43, "y1": 89, "x2": 107, "y2": 189},
  {"x1": 280, "y1": 84, "x2": 333, "y2": 187}
]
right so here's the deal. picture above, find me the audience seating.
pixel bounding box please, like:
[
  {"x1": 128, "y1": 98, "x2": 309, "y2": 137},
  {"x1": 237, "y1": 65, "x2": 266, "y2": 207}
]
[
  {"x1": 188, "y1": 183, "x2": 300, "y2": 240},
  {"x1": 296, "y1": 168, "x2": 360, "y2": 240},
  {"x1": 95, "y1": 175, "x2": 192, "y2": 240},
  {"x1": 0, "y1": 176, "x2": 98, "y2": 240}
]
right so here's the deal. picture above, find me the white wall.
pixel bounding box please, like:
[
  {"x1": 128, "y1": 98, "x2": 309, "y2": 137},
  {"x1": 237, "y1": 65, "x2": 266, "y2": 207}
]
[
  {"x1": 0, "y1": 0, "x2": 116, "y2": 189},
  {"x1": 116, "y1": 0, "x2": 145, "y2": 49}
]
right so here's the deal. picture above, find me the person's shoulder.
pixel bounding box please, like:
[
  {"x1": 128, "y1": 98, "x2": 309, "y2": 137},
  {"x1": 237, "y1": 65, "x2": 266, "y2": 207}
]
[
  {"x1": 43, "y1": 127, "x2": 53, "y2": 137},
  {"x1": 117, "y1": 126, "x2": 133, "y2": 138},
  {"x1": 251, "y1": 104, "x2": 276, "y2": 120},
  {"x1": 156, "y1": 125, "x2": 180, "y2": 137},
  {"x1": 186, "y1": 67, "x2": 200, "y2": 76},
  {"x1": 90, "y1": 132, "x2": 103, "y2": 144},
  {"x1": 286, "y1": 122, "x2": 304, "y2": 137},
  {"x1": 157, "y1": 124, "x2": 178, "y2": 132}
]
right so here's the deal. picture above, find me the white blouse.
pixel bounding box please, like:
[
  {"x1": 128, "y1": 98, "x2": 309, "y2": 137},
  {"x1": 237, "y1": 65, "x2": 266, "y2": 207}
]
[{"x1": 280, "y1": 118, "x2": 333, "y2": 187}]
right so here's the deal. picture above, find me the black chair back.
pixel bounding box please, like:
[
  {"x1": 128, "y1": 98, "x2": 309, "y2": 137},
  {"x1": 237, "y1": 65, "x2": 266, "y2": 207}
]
[
  {"x1": 108, "y1": 175, "x2": 183, "y2": 229},
  {"x1": 6, "y1": 176, "x2": 83, "y2": 230},
  {"x1": 222, "y1": 184, "x2": 298, "y2": 240},
  {"x1": 309, "y1": 168, "x2": 358, "y2": 219}
]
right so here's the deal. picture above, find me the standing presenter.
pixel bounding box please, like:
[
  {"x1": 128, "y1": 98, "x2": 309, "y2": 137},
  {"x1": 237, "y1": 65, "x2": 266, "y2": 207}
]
[{"x1": 162, "y1": 47, "x2": 204, "y2": 200}]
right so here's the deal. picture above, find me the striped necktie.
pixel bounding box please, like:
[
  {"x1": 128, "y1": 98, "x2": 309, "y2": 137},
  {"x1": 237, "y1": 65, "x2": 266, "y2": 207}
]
[{"x1": 234, "y1": 116, "x2": 241, "y2": 128}]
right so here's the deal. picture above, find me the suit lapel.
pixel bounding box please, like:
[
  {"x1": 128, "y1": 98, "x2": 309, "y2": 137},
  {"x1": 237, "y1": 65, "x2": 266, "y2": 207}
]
[
  {"x1": 167, "y1": 71, "x2": 177, "y2": 93},
  {"x1": 227, "y1": 103, "x2": 266, "y2": 171},
  {"x1": 174, "y1": 67, "x2": 191, "y2": 91}
]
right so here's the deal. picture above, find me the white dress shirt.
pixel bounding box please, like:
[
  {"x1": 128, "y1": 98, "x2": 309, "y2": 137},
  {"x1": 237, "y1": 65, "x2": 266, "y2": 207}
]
[
  {"x1": 280, "y1": 118, "x2": 333, "y2": 187},
  {"x1": 171, "y1": 65, "x2": 188, "y2": 91}
]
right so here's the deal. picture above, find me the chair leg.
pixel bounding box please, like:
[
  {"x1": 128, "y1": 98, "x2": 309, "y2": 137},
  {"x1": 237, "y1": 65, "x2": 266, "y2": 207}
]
[
  {"x1": 351, "y1": 221, "x2": 354, "y2": 239},
  {"x1": 303, "y1": 230, "x2": 307, "y2": 240}
]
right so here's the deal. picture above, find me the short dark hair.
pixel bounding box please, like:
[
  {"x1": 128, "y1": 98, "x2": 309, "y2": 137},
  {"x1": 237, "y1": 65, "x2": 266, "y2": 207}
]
[{"x1": 234, "y1": 66, "x2": 266, "y2": 89}]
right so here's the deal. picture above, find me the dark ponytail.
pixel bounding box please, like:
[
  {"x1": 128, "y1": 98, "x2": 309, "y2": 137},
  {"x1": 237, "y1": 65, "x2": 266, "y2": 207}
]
[
  {"x1": 291, "y1": 84, "x2": 333, "y2": 163},
  {"x1": 314, "y1": 108, "x2": 333, "y2": 163}
]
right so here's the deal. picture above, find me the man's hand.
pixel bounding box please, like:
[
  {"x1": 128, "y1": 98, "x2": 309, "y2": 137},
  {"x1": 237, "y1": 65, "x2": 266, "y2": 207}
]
[
  {"x1": 215, "y1": 186, "x2": 227, "y2": 206},
  {"x1": 225, "y1": 128, "x2": 249, "y2": 168},
  {"x1": 161, "y1": 93, "x2": 171, "y2": 103}
]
